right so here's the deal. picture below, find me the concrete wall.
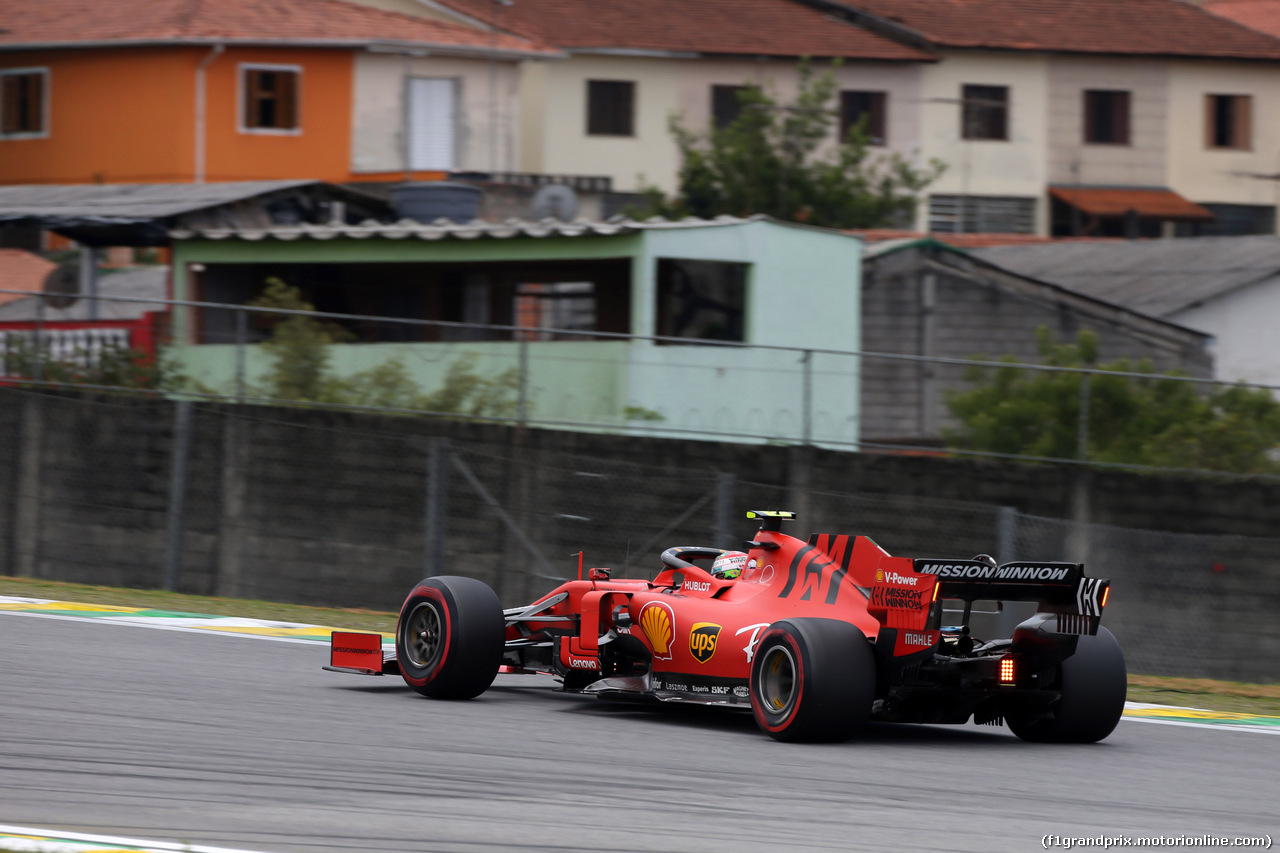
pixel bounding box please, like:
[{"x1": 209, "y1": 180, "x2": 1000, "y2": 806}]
[
  {"x1": 1046, "y1": 56, "x2": 1169, "y2": 188},
  {"x1": 351, "y1": 52, "x2": 523, "y2": 175},
  {"x1": 525, "y1": 55, "x2": 925, "y2": 194},
  {"x1": 1173, "y1": 274, "x2": 1280, "y2": 387},
  {"x1": 3, "y1": 389, "x2": 1279, "y2": 681},
  {"x1": 1167, "y1": 59, "x2": 1280, "y2": 209},
  {"x1": 918, "y1": 51, "x2": 1050, "y2": 230}
]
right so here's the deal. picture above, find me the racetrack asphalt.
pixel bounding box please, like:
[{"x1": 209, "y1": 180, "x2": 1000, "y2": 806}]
[{"x1": 1, "y1": 610, "x2": 1276, "y2": 853}]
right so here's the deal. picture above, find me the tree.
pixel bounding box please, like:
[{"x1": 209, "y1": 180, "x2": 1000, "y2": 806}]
[
  {"x1": 249, "y1": 278, "x2": 520, "y2": 416},
  {"x1": 944, "y1": 326, "x2": 1280, "y2": 475},
  {"x1": 637, "y1": 61, "x2": 945, "y2": 228}
]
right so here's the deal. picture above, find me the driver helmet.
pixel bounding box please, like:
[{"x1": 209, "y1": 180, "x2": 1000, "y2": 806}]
[{"x1": 711, "y1": 550, "x2": 749, "y2": 580}]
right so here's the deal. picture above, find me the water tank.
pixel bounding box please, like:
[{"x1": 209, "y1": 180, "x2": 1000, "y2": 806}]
[{"x1": 391, "y1": 182, "x2": 482, "y2": 224}]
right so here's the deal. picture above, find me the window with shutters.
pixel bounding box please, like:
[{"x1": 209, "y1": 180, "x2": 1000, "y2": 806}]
[
  {"x1": 1205, "y1": 94, "x2": 1251, "y2": 150},
  {"x1": 241, "y1": 65, "x2": 300, "y2": 133},
  {"x1": 1, "y1": 68, "x2": 49, "y2": 138},
  {"x1": 840, "y1": 90, "x2": 887, "y2": 146},
  {"x1": 1084, "y1": 90, "x2": 1130, "y2": 145},
  {"x1": 929, "y1": 195, "x2": 1036, "y2": 234},
  {"x1": 587, "y1": 80, "x2": 635, "y2": 137}
]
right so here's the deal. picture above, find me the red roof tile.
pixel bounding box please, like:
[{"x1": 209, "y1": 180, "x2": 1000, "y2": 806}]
[
  {"x1": 0, "y1": 0, "x2": 556, "y2": 57},
  {"x1": 0, "y1": 249, "x2": 56, "y2": 306},
  {"x1": 826, "y1": 0, "x2": 1280, "y2": 58},
  {"x1": 431, "y1": 0, "x2": 933, "y2": 61},
  {"x1": 1203, "y1": 0, "x2": 1280, "y2": 39}
]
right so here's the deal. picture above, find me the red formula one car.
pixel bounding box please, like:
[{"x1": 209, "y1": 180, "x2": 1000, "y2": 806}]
[{"x1": 327, "y1": 511, "x2": 1125, "y2": 743}]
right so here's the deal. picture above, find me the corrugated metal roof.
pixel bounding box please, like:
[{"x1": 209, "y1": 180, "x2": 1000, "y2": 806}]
[
  {"x1": 0, "y1": 181, "x2": 321, "y2": 223},
  {"x1": 972, "y1": 236, "x2": 1280, "y2": 317},
  {"x1": 0, "y1": 266, "x2": 167, "y2": 321},
  {"x1": 168, "y1": 214, "x2": 822, "y2": 242}
]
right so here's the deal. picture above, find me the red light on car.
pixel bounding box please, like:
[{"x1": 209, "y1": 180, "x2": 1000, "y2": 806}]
[
  {"x1": 931, "y1": 583, "x2": 941, "y2": 603},
  {"x1": 999, "y1": 657, "x2": 1015, "y2": 684},
  {"x1": 1100, "y1": 585, "x2": 1111, "y2": 608}
]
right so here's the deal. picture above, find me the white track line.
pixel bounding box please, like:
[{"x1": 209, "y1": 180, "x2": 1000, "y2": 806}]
[{"x1": 0, "y1": 824, "x2": 275, "y2": 853}]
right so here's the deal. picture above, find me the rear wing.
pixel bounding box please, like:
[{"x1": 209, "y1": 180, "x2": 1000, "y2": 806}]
[{"x1": 913, "y1": 559, "x2": 1111, "y2": 628}]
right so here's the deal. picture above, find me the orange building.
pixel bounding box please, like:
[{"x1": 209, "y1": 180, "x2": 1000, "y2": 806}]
[{"x1": 0, "y1": 0, "x2": 557, "y2": 186}]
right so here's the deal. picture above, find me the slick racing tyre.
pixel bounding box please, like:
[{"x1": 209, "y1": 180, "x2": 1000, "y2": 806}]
[
  {"x1": 1007, "y1": 627, "x2": 1126, "y2": 744},
  {"x1": 749, "y1": 618, "x2": 876, "y2": 743},
  {"x1": 396, "y1": 576, "x2": 505, "y2": 700}
]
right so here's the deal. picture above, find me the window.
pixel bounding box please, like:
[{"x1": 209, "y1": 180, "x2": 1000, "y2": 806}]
[
  {"x1": 514, "y1": 282, "x2": 596, "y2": 341},
  {"x1": 656, "y1": 259, "x2": 747, "y2": 342},
  {"x1": 961, "y1": 84, "x2": 1008, "y2": 140},
  {"x1": 712, "y1": 84, "x2": 749, "y2": 130},
  {"x1": 586, "y1": 80, "x2": 635, "y2": 136},
  {"x1": 929, "y1": 195, "x2": 1036, "y2": 234},
  {"x1": 1084, "y1": 90, "x2": 1130, "y2": 145},
  {"x1": 840, "y1": 90, "x2": 887, "y2": 145},
  {"x1": 1, "y1": 68, "x2": 48, "y2": 137},
  {"x1": 241, "y1": 65, "x2": 299, "y2": 132},
  {"x1": 1206, "y1": 94, "x2": 1251, "y2": 150}
]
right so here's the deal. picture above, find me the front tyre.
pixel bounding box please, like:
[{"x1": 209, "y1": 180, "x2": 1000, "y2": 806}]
[
  {"x1": 396, "y1": 576, "x2": 504, "y2": 700},
  {"x1": 1007, "y1": 626, "x2": 1126, "y2": 743},
  {"x1": 749, "y1": 618, "x2": 876, "y2": 743}
]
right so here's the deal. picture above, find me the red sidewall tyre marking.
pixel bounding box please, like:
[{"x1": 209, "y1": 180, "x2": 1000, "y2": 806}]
[
  {"x1": 751, "y1": 628, "x2": 806, "y2": 735},
  {"x1": 398, "y1": 584, "x2": 453, "y2": 688}
]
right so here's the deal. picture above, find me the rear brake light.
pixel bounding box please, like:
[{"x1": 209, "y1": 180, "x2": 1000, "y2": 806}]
[
  {"x1": 999, "y1": 656, "x2": 1015, "y2": 685},
  {"x1": 931, "y1": 583, "x2": 941, "y2": 603},
  {"x1": 1100, "y1": 585, "x2": 1111, "y2": 608}
]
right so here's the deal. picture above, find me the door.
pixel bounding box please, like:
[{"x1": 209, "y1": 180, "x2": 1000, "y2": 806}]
[{"x1": 408, "y1": 78, "x2": 457, "y2": 171}]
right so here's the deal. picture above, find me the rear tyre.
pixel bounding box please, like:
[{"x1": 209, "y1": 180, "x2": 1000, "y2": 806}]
[
  {"x1": 1007, "y1": 627, "x2": 1126, "y2": 743},
  {"x1": 749, "y1": 618, "x2": 876, "y2": 743},
  {"x1": 396, "y1": 576, "x2": 505, "y2": 700}
]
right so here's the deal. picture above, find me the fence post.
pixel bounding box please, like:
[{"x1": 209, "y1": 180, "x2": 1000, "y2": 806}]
[
  {"x1": 714, "y1": 472, "x2": 736, "y2": 549},
  {"x1": 801, "y1": 349, "x2": 813, "y2": 446},
  {"x1": 994, "y1": 505, "x2": 1033, "y2": 637},
  {"x1": 9, "y1": 395, "x2": 44, "y2": 577},
  {"x1": 1077, "y1": 371, "x2": 1091, "y2": 461},
  {"x1": 215, "y1": 409, "x2": 248, "y2": 599},
  {"x1": 234, "y1": 308, "x2": 247, "y2": 403},
  {"x1": 33, "y1": 294, "x2": 45, "y2": 383},
  {"x1": 517, "y1": 337, "x2": 529, "y2": 427},
  {"x1": 163, "y1": 400, "x2": 194, "y2": 591},
  {"x1": 424, "y1": 436, "x2": 449, "y2": 576}
]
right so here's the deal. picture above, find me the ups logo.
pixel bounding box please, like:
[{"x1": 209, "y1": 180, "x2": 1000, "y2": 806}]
[{"x1": 689, "y1": 622, "x2": 722, "y2": 664}]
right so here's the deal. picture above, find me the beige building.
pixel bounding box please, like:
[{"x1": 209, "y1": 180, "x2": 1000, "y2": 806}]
[
  {"x1": 338, "y1": 0, "x2": 1280, "y2": 236},
  {"x1": 341, "y1": 0, "x2": 933, "y2": 197}
]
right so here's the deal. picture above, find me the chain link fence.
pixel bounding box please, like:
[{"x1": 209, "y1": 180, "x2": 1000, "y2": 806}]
[{"x1": 3, "y1": 385, "x2": 1278, "y2": 682}]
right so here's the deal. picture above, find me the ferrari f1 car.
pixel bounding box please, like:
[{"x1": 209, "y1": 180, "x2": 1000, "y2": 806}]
[{"x1": 326, "y1": 511, "x2": 1125, "y2": 743}]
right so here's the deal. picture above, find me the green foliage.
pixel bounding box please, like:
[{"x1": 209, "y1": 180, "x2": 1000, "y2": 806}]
[
  {"x1": 635, "y1": 61, "x2": 945, "y2": 228},
  {"x1": 623, "y1": 404, "x2": 665, "y2": 422},
  {"x1": 250, "y1": 277, "x2": 352, "y2": 403},
  {"x1": 249, "y1": 278, "x2": 520, "y2": 417},
  {"x1": 1, "y1": 334, "x2": 173, "y2": 391},
  {"x1": 944, "y1": 326, "x2": 1280, "y2": 475}
]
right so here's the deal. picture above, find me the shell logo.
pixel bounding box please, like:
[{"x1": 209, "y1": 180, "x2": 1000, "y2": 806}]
[
  {"x1": 637, "y1": 601, "x2": 676, "y2": 660},
  {"x1": 876, "y1": 569, "x2": 884, "y2": 582}
]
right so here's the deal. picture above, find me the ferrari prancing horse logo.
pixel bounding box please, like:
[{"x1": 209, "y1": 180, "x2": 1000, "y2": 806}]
[{"x1": 689, "y1": 622, "x2": 722, "y2": 663}]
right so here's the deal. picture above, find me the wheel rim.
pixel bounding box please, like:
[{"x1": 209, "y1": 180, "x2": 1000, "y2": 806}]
[
  {"x1": 757, "y1": 644, "x2": 798, "y2": 716},
  {"x1": 403, "y1": 601, "x2": 444, "y2": 670}
]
